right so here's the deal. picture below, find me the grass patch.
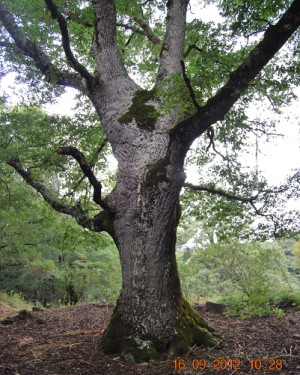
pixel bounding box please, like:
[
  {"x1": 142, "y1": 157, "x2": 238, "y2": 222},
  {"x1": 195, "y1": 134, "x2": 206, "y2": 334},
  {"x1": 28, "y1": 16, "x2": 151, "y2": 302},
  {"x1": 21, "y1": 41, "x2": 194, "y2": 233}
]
[{"x1": 0, "y1": 291, "x2": 33, "y2": 312}]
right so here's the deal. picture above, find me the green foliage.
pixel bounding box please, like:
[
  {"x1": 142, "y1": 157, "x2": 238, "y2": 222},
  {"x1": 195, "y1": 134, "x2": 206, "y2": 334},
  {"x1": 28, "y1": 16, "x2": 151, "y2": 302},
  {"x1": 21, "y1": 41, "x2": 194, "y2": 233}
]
[
  {"x1": 292, "y1": 240, "x2": 300, "y2": 270},
  {"x1": 210, "y1": 0, "x2": 292, "y2": 36},
  {"x1": 0, "y1": 186, "x2": 122, "y2": 305},
  {"x1": 0, "y1": 104, "x2": 121, "y2": 305},
  {"x1": 177, "y1": 233, "x2": 299, "y2": 317},
  {"x1": 0, "y1": 104, "x2": 113, "y2": 208},
  {"x1": 184, "y1": 19, "x2": 246, "y2": 100},
  {"x1": 155, "y1": 73, "x2": 196, "y2": 120},
  {"x1": 0, "y1": 0, "x2": 94, "y2": 99},
  {"x1": 0, "y1": 291, "x2": 33, "y2": 311}
]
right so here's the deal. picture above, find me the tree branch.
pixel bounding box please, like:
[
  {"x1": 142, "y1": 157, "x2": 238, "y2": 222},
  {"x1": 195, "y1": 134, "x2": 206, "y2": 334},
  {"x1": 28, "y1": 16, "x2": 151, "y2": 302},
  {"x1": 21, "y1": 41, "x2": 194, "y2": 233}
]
[
  {"x1": 133, "y1": 18, "x2": 161, "y2": 45},
  {"x1": 171, "y1": 0, "x2": 300, "y2": 145},
  {"x1": 62, "y1": 139, "x2": 108, "y2": 199},
  {"x1": 183, "y1": 43, "x2": 203, "y2": 58},
  {"x1": 180, "y1": 60, "x2": 201, "y2": 111},
  {"x1": 6, "y1": 157, "x2": 96, "y2": 231},
  {"x1": 56, "y1": 146, "x2": 108, "y2": 210},
  {"x1": 118, "y1": 19, "x2": 161, "y2": 45},
  {"x1": 185, "y1": 171, "x2": 300, "y2": 228},
  {"x1": 157, "y1": 0, "x2": 189, "y2": 81},
  {"x1": 0, "y1": 2, "x2": 82, "y2": 90},
  {"x1": 43, "y1": 0, "x2": 93, "y2": 82},
  {"x1": 205, "y1": 127, "x2": 240, "y2": 167},
  {"x1": 184, "y1": 182, "x2": 259, "y2": 204},
  {"x1": 92, "y1": 0, "x2": 129, "y2": 81}
]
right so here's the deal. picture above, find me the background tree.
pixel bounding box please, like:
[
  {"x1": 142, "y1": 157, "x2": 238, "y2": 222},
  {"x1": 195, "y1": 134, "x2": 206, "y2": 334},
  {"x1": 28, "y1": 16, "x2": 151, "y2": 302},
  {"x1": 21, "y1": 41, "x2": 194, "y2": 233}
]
[{"x1": 0, "y1": 0, "x2": 300, "y2": 361}]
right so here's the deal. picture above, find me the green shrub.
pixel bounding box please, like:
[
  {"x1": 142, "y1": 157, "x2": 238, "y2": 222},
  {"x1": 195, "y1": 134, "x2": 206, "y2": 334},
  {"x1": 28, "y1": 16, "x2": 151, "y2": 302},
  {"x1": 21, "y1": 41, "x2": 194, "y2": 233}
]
[{"x1": 0, "y1": 291, "x2": 33, "y2": 311}]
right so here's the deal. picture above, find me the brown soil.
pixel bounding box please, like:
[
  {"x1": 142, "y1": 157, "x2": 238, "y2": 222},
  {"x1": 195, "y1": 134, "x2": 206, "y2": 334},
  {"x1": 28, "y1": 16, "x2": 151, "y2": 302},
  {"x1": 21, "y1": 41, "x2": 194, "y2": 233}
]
[{"x1": 0, "y1": 303, "x2": 299, "y2": 375}]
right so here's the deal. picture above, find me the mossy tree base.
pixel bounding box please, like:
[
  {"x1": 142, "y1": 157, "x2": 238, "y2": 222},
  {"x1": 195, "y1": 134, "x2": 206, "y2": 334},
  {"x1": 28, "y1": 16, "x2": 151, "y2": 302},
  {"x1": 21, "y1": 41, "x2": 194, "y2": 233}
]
[{"x1": 99, "y1": 297, "x2": 217, "y2": 362}]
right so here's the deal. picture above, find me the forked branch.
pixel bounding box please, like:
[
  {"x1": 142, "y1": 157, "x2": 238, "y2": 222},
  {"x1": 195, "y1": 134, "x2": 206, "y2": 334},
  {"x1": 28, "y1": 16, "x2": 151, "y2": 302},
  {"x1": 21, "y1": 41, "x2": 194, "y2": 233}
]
[
  {"x1": 133, "y1": 18, "x2": 161, "y2": 45},
  {"x1": 184, "y1": 171, "x2": 299, "y2": 221},
  {"x1": 183, "y1": 43, "x2": 203, "y2": 58},
  {"x1": 57, "y1": 146, "x2": 108, "y2": 210}
]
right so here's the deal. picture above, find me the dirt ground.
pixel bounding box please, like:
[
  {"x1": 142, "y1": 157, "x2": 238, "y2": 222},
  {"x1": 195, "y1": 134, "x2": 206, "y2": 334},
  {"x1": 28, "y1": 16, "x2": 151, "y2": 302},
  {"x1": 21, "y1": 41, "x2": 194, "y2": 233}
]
[{"x1": 0, "y1": 303, "x2": 299, "y2": 375}]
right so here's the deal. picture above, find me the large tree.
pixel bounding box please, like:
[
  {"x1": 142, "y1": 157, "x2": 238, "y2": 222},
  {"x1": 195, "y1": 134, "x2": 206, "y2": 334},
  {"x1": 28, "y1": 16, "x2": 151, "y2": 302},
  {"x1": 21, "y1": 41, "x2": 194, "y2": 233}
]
[{"x1": 1, "y1": 0, "x2": 300, "y2": 361}]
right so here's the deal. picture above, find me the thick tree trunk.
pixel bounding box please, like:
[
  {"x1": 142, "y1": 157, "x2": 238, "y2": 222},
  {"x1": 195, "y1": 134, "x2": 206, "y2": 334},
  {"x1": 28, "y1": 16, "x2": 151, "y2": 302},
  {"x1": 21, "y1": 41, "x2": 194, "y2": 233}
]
[
  {"x1": 92, "y1": 86, "x2": 216, "y2": 361},
  {"x1": 100, "y1": 194, "x2": 216, "y2": 360},
  {"x1": 100, "y1": 172, "x2": 216, "y2": 360}
]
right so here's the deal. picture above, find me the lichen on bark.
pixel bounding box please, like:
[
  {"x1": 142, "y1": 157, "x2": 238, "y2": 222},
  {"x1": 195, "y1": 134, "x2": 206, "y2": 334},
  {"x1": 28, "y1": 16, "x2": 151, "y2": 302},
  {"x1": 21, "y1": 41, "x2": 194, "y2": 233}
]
[{"x1": 99, "y1": 302, "x2": 160, "y2": 362}]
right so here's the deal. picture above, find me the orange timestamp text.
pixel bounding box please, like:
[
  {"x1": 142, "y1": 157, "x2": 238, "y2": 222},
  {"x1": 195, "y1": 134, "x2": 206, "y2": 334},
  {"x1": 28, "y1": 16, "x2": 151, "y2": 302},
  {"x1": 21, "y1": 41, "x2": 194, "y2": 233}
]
[{"x1": 173, "y1": 358, "x2": 283, "y2": 371}]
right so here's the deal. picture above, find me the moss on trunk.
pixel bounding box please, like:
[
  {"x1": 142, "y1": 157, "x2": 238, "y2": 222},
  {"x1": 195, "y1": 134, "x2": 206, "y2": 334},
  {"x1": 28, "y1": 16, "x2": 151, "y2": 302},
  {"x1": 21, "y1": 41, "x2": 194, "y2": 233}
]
[
  {"x1": 99, "y1": 297, "x2": 217, "y2": 362},
  {"x1": 169, "y1": 297, "x2": 217, "y2": 356},
  {"x1": 119, "y1": 89, "x2": 158, "y2": 131}
]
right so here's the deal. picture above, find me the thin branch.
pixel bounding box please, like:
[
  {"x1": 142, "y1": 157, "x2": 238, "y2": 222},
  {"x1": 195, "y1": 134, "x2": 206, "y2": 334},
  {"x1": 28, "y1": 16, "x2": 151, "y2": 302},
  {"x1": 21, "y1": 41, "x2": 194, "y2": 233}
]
[
  {"x1": 92, "y1": 139, "x2": 108, "y2": 165},
  {"x1": 180, "y1": 59, "x2": 200, "y2": 111},
  {"x1": 184, "y1": 182, "x2": 259, "y2": 204},
  {"x1": 205, "y1": 127, "x2": 240, "y2": 167},
  {"x1": 0, "y1": 2, "x2": 82, "y2": 90},
  {"x1": 63, "y1": 10, "x2": 93, "y2": 28},
  {"x1": 43, "y1": 0, "x2": 92, "y2": 82},
  {"x1": 6, "y1": 157, "x2": 95, "y2": 231},
  {"x1": 252, "y1": 15, "x2": 273, "y2": 28},
  {"x1": 183, "y1": 43, "x2": 203, "y2": 58},
  {"x1": 3, "y1": 136, "x2": 13, "y2": 150},
  {"x1": 206, "y1": 127, "x2": 214, "y2": 152},
  {"x1": 56, "y1": 146, "x2": 108, "y2": 210},
  {"x1": 28, "y1": 147, "x2": 61, "y2": 170},
  {"x1": 124, "y1": 31, "x2": 135, "y2": 48},
  {"x1": 0, "y1": 176, "x2": 12, "y2": 203},
  {"x1": 64, "y1": 174, "x2": 86, "y2": 199},
  {"x1": 249, "y1": 201, "x2": 267, "y2": 216}
]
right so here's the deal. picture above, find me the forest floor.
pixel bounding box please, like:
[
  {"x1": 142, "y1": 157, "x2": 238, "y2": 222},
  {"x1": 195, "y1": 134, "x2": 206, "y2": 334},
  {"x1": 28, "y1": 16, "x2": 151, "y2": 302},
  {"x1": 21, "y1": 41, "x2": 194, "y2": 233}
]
[{"x1": 0, "y1": 302, "x2": 299, "y2": 375}]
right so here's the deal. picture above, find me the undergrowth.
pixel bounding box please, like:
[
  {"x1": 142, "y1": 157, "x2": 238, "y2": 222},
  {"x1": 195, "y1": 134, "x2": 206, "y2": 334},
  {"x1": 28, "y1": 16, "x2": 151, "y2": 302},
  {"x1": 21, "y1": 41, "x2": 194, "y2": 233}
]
[
  {"x1": 222, "y1": 292, "x2": 300, "y2": 318},
  {"x1": 0, "y1": 291, "x2": 33, "y2": 311}
]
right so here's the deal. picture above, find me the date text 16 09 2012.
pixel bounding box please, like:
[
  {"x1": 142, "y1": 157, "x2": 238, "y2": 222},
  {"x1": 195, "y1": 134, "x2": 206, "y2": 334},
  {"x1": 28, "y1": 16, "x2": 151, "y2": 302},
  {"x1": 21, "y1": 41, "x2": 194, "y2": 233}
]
[{"x1": 173, "y1": 358, "x2": 283, "y2": 371}]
